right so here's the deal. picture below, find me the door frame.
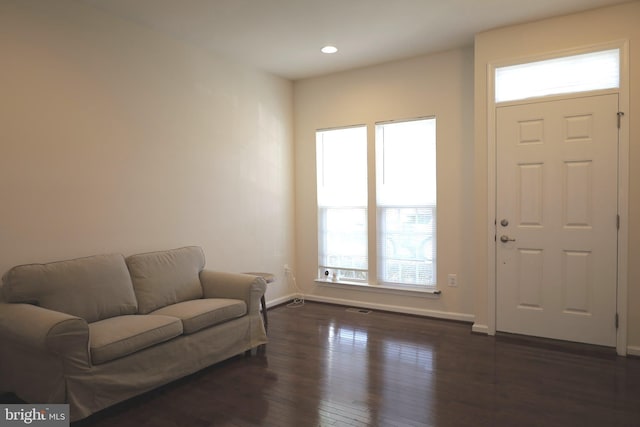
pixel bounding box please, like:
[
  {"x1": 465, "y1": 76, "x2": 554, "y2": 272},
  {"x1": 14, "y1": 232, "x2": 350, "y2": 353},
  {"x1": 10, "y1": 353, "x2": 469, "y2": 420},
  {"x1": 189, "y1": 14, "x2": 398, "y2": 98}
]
[{"x1": 485, "y1": 40, "x2": 630, "y2": 355}]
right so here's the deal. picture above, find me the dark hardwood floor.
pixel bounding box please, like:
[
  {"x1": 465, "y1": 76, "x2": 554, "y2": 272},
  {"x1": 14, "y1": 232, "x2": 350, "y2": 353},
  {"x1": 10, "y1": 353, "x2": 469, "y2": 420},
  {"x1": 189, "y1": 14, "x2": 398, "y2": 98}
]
[{"x1": 4, "y1": 301, "x2": 640, "y2": 426}]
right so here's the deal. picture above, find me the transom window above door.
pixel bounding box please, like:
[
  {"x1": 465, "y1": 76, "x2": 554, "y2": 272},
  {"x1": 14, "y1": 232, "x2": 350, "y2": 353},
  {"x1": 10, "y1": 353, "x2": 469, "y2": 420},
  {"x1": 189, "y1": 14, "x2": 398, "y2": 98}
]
[{"x1": 495, "y1": 48, "x2": 620, "y2": 103}]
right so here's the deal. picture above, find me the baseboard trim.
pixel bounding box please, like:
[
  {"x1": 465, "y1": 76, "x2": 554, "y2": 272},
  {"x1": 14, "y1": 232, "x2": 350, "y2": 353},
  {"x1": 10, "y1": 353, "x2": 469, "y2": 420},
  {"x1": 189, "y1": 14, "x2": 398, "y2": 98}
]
[
  {"x1": 265, "y1": 294, "x2": 300, "y2": 308},
  {"x1": 303, "y1": 294, "x2": 474, "y2": 323},
  {"x1": 472, "y1": 323, "x2": 490, "y2": 335},
  {"x1": 627, "y1": 346, "x2": 640, "y2": 357}
]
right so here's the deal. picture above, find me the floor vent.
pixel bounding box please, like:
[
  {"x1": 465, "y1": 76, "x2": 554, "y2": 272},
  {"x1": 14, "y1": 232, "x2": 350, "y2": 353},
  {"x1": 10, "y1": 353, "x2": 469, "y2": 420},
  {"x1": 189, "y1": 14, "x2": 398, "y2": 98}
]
[{"x1": 346, "y1": 307, "x2": 372, "y2": 314}]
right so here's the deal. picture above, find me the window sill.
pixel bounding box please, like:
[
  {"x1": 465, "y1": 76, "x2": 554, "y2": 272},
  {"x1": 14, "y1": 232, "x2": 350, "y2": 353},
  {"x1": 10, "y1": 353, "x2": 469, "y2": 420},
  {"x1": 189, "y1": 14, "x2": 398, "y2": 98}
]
[{"x1": 315, "y1": 279, "x2": 441, "y2": 298}]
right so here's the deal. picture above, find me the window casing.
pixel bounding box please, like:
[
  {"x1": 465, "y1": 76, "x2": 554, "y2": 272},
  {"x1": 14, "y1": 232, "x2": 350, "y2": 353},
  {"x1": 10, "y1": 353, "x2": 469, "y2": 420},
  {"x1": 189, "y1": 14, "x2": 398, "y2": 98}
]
[{"x1": 316, "y1": 118, "x2": 437, "y2": 288}]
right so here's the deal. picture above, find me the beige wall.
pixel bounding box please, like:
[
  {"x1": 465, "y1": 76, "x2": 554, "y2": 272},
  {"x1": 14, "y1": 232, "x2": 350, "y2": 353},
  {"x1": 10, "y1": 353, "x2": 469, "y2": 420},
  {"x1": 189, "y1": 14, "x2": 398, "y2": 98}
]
[
  {"x1": 473, "y1": 2, "x2": 640, "y2": 352},
  {"x1": 294, "y1": 48, "x2": 476, "y2": 319},
  {"x1": 0, "y1": 0, "x2": 295, "y2": 302}
]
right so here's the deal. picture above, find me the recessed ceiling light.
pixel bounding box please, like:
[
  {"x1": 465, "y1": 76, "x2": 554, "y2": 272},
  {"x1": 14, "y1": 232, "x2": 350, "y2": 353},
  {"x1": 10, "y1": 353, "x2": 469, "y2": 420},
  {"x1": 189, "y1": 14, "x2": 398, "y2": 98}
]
[{"x1": 321, "y1": 45, "x2": 338, "y2": 54}]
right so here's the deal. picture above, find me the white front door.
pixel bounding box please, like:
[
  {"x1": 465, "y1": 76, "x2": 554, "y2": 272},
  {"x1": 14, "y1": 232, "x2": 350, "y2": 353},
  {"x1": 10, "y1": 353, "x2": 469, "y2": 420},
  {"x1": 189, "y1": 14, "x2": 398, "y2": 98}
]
[{"x1": 496, "y1": 94, "x2": 619, "y2": 347}]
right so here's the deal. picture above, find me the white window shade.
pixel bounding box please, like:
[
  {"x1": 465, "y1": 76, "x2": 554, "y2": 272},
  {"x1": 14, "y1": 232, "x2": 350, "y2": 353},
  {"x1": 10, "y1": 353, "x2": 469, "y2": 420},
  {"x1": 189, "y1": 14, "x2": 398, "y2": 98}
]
[
  {"x1": 495, "y1": 48, "x2": 620, "y2": 103},
  {"x1": 316, "y1": 126, "x2": 368, "y2": 207},
  {"x1": 376, "y1": 119, "x2": 436, "y2": 206}
]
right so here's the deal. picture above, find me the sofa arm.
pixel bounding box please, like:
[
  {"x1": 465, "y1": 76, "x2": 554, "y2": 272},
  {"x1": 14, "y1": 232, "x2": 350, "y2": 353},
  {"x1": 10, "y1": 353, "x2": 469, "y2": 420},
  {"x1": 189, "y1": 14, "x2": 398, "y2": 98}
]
[
  {"x1": 199, "y1": 271, "x2": 266, "y2": 315},
  {"x1": 0, "y1": 302, "x2": 90, "y2": 368}
]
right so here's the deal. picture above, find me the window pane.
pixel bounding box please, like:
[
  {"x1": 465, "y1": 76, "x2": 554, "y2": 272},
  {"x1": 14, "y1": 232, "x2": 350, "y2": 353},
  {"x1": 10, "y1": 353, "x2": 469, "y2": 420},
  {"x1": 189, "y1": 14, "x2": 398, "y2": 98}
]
[
  {"x1": 316, "y1": 126, "x2": 367, "y2": 207},
  {"x1": 376, "y1": 118, "x2": 436, "y2": 286},
  {"x1": 379, "y1": 206, "x2": 435, "y2": 286},
  {"x1": 376, "y1": 119, "x2": 436, "y2": 206},
  {"x1": 316, "y1": 126, "x2": 368, "y2": 279},
  {"x1": 318, "y1": 207, "x2": 368, "y2": 281},
  {"x1": 495, "y1": 48, "x2": 620, "y2": 103}
]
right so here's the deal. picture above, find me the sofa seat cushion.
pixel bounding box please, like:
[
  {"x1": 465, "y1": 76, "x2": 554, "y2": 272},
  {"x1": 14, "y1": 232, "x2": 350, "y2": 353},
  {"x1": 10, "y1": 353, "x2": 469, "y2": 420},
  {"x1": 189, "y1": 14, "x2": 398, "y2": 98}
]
[
  {"x1": 151, "y1": 299, "x2": 247, "y2": 335},
  {"x1": 89, "y1": 315, "x2": 183, "y2": 365}
]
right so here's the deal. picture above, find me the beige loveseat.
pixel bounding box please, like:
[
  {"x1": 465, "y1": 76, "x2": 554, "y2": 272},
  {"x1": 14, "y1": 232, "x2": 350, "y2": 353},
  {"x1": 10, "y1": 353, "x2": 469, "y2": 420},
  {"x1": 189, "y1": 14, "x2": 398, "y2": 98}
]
[{"x1": 0, "y1": 246, "x2": 267, "y2": 421}]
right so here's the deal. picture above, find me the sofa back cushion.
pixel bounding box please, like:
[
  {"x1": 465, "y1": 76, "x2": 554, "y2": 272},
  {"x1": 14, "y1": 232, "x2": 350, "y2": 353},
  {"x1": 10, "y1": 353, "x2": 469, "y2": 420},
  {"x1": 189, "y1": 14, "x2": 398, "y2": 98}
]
[
  {"x1": 2, "y1": 254, "x2": 138, "y2": 323},
  {"x1": 126, "y1": 246, "x2": 205, "y2": 314}
]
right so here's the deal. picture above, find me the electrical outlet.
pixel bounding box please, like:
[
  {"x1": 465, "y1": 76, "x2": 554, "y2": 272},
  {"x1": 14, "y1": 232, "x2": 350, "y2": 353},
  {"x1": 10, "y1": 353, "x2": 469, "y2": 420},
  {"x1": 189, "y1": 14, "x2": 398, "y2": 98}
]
[{"x1": 447, "y1": 274, "x2": 457, "y2": 287}]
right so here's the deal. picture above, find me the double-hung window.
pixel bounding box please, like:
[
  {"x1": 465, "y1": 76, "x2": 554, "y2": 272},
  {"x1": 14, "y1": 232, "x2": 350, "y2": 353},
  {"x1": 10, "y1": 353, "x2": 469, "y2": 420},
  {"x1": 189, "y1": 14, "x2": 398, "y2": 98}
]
[{"x1": 316, "y1": 117, "x2": 437, "y2": 289}]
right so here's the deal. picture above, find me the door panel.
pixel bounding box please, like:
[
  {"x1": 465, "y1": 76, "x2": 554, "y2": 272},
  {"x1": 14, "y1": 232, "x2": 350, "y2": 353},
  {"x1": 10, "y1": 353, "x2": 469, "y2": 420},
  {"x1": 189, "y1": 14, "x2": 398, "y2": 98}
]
[{"x1": 496, "y1": 94, "x2": 618, "y2": 347}]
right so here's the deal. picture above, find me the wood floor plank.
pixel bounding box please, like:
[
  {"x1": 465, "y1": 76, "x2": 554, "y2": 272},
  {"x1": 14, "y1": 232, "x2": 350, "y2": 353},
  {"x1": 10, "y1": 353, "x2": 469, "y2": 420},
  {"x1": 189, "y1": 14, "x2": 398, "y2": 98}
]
[{"x1": 3, "y1": 301, "x2": 640, "y2": 426}]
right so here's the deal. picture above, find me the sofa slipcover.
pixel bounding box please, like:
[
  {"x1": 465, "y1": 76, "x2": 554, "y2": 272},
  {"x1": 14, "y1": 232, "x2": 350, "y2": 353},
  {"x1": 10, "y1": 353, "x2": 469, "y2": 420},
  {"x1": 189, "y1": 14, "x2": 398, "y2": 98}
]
[{"x1": 0, "y1": 246, "x2": 267, "y2": 421}]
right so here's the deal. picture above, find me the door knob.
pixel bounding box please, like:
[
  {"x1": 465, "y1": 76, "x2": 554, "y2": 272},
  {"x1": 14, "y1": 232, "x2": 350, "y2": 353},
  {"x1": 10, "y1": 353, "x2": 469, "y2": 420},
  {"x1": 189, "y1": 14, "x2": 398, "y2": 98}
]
[
  {"x1": 500, "y1": 235, "x2": 516, "y2": 243},
  {"x1": 500, "y1": 219, "x2": 509, "y2": 227}
]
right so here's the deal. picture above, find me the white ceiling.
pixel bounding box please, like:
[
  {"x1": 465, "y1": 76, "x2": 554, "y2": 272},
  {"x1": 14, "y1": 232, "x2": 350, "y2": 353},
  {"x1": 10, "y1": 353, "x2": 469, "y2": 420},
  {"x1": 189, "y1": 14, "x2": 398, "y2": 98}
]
[{"x1": 80, "y1": 0, "x2": 628, "y2": 80}]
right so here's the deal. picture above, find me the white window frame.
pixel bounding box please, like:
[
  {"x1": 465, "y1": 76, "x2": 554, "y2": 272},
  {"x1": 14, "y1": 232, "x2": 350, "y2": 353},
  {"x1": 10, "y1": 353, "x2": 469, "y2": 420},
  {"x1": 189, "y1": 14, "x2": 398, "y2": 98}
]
[{"x1": 315, "y1": 117, "x2": 439, "y2": 295}]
